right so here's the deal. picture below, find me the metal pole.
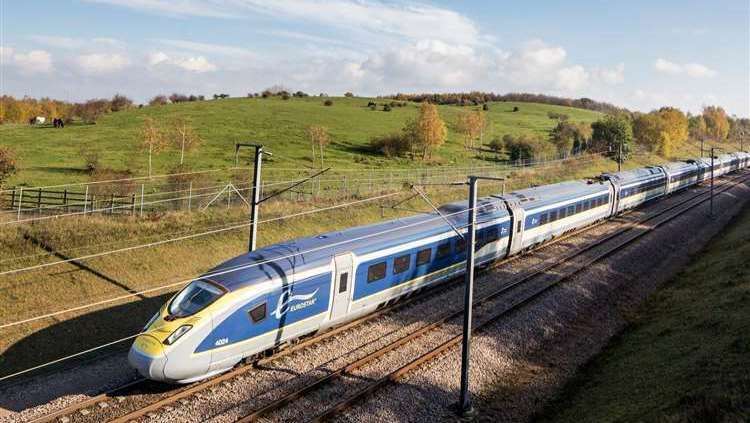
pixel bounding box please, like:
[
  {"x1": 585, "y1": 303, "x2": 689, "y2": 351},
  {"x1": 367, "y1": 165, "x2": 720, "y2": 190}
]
[
  {"x1": 701, "y1": 139, "x2": 704, "y2": 158},
  {"x1": 83, "y1": 186, "x2": 88, "y2": 216},
  {"x1": 618, "y1": 139, "x2": 622, "y2": 172},
  {"x1": 710, "y1": 148, "x2": 715, "y2": 218},
  {"x1": 458, "y1": 176, "x2": 478, "y2": 416},
  {"x1": 248, "y1": 145, "x2": 263, "y2": 252}
]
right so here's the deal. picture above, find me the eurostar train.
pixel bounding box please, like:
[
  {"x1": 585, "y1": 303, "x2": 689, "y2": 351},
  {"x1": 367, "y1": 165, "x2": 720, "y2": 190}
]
[{"x1": 129, "y1": 152, "x2": 749, "y2": 383}]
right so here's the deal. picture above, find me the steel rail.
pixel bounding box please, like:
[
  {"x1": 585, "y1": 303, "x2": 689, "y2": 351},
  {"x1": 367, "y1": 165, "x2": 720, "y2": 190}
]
[{"x1": 308, "y1": 171, "x2": 750, "y2": 422}]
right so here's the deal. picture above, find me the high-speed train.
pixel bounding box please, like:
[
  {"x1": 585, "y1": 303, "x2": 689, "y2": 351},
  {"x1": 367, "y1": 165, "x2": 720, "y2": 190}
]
[{"x1": 129, "y1": 152, "x2": 749, "y2": 383}]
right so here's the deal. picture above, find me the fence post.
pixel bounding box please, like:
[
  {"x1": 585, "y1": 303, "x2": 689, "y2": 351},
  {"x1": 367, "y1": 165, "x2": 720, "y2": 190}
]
[
  {"x1": 187, "y1": 181, "x2": 193, "y2": 211},
  {"x1": 227, "y1": 182, "x2": 231, "y2": 209},
  {"x1": 10, "y1": 186, "x2": 16, "y2": 209},
  {"x1": 63, "y1": 188, "x2": 68, "y2": 213},
  {"x1": 83, "y1": 186, "x2": 89, "y2": 216},
  {"x1": 110, "y1": 193, "x2": 115, "y2": 214},
  {"x1": 37, "y1": 188, "x2": 42, "y2": 215},
  {"x1": 140, "y1": 184, "x2": 145, "y2": 217},
  {"x1": 131, "y1": 193, "x2": 136, "y2": 215},
  {"x1": 17, "y1": 187, "x2": 23, "y2": 221}
]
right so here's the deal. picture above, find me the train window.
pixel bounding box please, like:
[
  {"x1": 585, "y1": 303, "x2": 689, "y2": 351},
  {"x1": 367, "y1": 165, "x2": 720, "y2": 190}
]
[
  {"x1": 367, "y1": 262, "x2": 387, "y2": 282},
  {"x1": 339, "y1": 272, "x2": 348, "y2": 293},
  {"x1": 416, "y1": 248, "x2": 432, "y2": 265},
  {"x1": 559, "y1": 207, "x2": 567, "y2": 219},
  {"x1": 393, "y1": 254, "x2": 410, "y2": 274},
  {"x1": 168, "y1": 279, "x2": 225, "y2": 318},
  {"x1": 486, "y1": 229, "x2": 498, "y2": 243},
  {"x1": 550, "y1": 210, "x2": 558, "y2": 221},
  {"x1": 576, "y1": 203, "x2": 582, "y2": 213},
  {"x1": 437, "y1": 243, "x2": 452, "y2": 259},
  {"x1": 568, "y1": 205, "x2": 575, "y2": 215},
  {"x1": 540, "y1": 213, "x2": 548, "y2": 225},
  {"x1": 249, "y1": 302, "x2": 266, "y2": 323},
  {"x1": 456, "y1": 237, "x2": 467, "y2": 253}
]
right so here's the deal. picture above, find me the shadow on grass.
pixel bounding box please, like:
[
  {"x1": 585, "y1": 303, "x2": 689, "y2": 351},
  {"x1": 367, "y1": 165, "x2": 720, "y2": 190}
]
[{"x1": 0, "y1": 293, "x2": 171, "y2": 411}]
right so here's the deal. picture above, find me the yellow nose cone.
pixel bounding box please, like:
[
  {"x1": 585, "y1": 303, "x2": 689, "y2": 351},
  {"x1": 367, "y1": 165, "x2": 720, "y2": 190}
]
[{"x1": 133, "y1": 334, "x2": 165, "y2": 356}]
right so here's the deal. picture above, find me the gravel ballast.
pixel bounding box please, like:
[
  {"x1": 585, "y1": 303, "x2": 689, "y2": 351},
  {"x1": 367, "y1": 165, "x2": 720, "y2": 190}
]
[{"x1": 2, "y1": 175, "x2": 747, "y2": 423}]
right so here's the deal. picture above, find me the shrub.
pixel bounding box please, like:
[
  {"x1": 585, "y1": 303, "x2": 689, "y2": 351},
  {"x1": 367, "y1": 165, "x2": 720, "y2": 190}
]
[
  {"x1": 504, "y1": 134, "x2": 554, "y2": 161},
  {"x1": 344, "y1": 92, "x2": 354, "y2": 97},
  {"x1": 383, "y1": 104, "x2": 392, "y2": 112},
  {"x1": 261, "y1": 90, "x2": 272, "y2": 98},
  {"x1": 149, "y1": 95, "x2": 169, "y2": 106},
  {"x1": 75, "y1": 99, "x2": 111, "y2": 124},
  {"x1": 483, "y1": 103, "x2": 489, "y2": 111},
  {"x1": 0, "y1": 147, "x2": 17, "y2": 188},
  {"x1": 367, "y1": 101, "x2": 377, "y2": 108},
  {"x1": 281, "y1": 93, "x2": 290, "y2": 100},
  {"x1": 370, "y1": 133, "x2": 412, "y2": 158},
  {"x1": 293, "y1": 91, "x2": 308, "y2": 98},
  {"x1": 512, "y1": 106, "x2": 520, "y2": 112},
  {"x1": 79, "y1": 148, "x2": 100, "y2": 175},
  {"x1": 324, "y1": 99, "x2": 334, "y2": 106},
  {"x1": 169, "y1": 93, "x2": 190, "y2": 103},
  {"x1": 110, "y1": 94, "x2": 133, "y2": 112}
]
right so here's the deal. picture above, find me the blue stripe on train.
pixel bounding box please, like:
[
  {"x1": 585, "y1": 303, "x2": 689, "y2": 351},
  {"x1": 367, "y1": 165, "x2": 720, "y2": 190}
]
[{"x1": 195, "y1": 272, "x2": 332, "y2": 353}]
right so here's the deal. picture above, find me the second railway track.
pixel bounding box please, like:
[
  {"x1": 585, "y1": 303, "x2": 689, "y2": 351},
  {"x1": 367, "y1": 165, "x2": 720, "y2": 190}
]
[{"x1": 27, "y1": 171, "x2": 748, "y2": 423}]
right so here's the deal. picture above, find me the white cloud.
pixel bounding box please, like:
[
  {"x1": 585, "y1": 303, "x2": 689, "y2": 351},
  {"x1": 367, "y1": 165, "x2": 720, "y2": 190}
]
[
  {"x1": 87, "y1": 0, "x2": 480, "y2": 46},
  {"x1": 156, "y1": 39, "x2": 255, "y2": 58},
  {"x1": 556, "y1": 65, "x2": 589, "y2": 92},
  {"x1": 76, "y1": 53, "x2": 130, "y2": 73},
  {"x1": 517, "y1": 39, "x2": 566, "y2": 68},
  {"x1": 30, "y1": 35, "x2": 125, "y2": 50},
  {"x1": 655, "y1": 58, "x2": 716, "y2": 78},
  {"x1": 11, "y1": 49, "x2": 54, "y2": 73},
  {"x1": 593, "y1": 63, "x2": 625, "y2": 85},
  {"x1": 0, "y1": 46, "x2": 15, "y2": 62},
  {"x1": 147, "y1": 51, "x2": 217, "y2": 72}
]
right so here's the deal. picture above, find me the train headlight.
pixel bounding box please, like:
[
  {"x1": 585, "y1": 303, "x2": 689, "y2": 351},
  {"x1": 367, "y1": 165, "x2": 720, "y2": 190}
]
[{"x1": 164, "y1": 325, "x2": 192, "y2": 345}]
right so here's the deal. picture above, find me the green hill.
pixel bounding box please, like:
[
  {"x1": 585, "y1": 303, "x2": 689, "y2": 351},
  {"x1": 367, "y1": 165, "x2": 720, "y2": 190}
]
[{"x1": 0, "y1": 96, "x2": 601, "y2": 186}]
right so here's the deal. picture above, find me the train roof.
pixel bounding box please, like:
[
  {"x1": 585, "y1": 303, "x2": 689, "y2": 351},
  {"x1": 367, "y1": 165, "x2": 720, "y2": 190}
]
[
  {"x1": 499, "y1": 179, "x2": 609, "y2": 210},
  {"x1": 661, "y1": 160, "x2": 698, "y2": 173},
  {"x1": 207, "y1": 200, "x2": 509, "y2": 292},
  {"x1": 601, "y1": 166, "x2": 665, "y2": 185}
]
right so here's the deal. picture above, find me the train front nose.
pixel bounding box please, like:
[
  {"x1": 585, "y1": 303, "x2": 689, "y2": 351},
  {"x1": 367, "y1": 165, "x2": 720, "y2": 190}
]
[{"x1": 128, "y1": 334, "x2": 168, "y2": 381}]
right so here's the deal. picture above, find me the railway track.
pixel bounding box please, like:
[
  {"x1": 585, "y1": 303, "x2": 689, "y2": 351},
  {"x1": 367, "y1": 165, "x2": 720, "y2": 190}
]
[{"x1": 26, "y1": 171, "x2": 747, "y2": 423}]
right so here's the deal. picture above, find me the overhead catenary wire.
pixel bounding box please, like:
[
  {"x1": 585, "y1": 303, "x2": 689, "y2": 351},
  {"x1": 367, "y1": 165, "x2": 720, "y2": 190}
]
[
  {"x1": 0, "y1": 199, "x2": 497, "y2": 331},
  {"x1": 0, "y1": 200, "x2": 502, "y2": 383},
  {"x1": 0, "y1": 191, "x2": 405, "y2": 279}
]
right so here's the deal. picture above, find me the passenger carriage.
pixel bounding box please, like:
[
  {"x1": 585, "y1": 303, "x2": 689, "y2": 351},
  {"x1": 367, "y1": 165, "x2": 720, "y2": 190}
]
[{"x1": 129, "y1": 153, "x2": 747, "y2": 384}]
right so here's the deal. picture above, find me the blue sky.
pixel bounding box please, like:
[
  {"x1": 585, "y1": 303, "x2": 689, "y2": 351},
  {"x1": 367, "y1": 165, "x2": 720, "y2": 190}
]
[{"x1": 1, "y1": 0, "x2": 748, "y2": 116}]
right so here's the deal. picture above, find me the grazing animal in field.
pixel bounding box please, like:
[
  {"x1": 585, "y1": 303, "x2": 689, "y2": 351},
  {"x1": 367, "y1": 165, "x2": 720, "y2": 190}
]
[
  {"x1": 30, "y1": 116, "x2": 46, "y2": 125},
  {"x1": 53, "y1": 118, "x2": 65, "y2": 128}
]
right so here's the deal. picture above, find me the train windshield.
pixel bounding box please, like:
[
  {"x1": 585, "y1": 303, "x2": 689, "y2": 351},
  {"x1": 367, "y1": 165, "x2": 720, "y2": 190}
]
[{"x1": 168, "y1": 279, "x2": 224, "y2": 317}]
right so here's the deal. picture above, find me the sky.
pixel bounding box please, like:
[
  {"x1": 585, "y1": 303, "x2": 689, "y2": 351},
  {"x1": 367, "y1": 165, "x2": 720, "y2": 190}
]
[{"x1": 1, "y1": 0, "x2": 748, "y2": 116}]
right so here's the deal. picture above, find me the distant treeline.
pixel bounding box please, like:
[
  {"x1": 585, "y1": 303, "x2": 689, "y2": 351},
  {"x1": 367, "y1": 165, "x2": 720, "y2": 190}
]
[
  {"x1": 0, "y1": 94, "x2": 134, "y2": 125},
  {"x1": 383, "y1": 92, "x2": 625, "y2": 114}
]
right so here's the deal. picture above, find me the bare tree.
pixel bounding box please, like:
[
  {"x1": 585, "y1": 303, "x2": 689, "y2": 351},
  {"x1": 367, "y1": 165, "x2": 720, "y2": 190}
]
[
  {"x1": 139, "y1": 117, "x2": 167, "y2": 178},
  {"x1": 305, "y1": 125, "x2": 331, "y2": 168},
  {"x1": 170, "y1": 117, "x2": 203, "y2": 165}
]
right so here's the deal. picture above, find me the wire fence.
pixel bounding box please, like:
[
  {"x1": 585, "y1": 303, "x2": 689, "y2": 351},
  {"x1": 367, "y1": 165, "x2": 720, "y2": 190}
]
[{"x1": 0, "y1": 153, "x2": 607, "y2": 223}]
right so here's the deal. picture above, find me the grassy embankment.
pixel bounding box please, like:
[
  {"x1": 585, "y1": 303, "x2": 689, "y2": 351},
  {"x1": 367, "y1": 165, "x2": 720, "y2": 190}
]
[
  {"x1": 0, "y1": 97, "x2": 602, "y2": 186},
  {"x1": 538, "y1": 205, "x2": 750, "y2": 422}
]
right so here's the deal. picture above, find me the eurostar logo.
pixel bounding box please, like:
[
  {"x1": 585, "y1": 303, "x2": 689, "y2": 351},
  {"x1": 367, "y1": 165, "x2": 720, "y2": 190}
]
[{"x1": 273, "y1": 289, "x2": 319, "y2": 319}]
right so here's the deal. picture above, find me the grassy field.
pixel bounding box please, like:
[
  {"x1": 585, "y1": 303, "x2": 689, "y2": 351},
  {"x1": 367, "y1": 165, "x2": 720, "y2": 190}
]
[
  {"x1": 539, "y1": 204, "x2": 750, "y2": 422},
  {"x1": 0, "y1": 96, "x2": 602, "y2": 186}
]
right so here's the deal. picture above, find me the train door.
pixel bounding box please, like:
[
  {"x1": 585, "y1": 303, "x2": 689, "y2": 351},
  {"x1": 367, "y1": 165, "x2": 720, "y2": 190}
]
[{"x1": 330, "y1": 253, "x2": 353, "y2": 321}]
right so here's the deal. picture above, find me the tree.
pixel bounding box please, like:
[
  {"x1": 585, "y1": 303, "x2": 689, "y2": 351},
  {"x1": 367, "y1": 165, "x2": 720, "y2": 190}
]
[
  {"x1": 344, "y1": 92, "x2": 354, "y2": 97},
  {"x1": 456, "y1": 110, "x2": 487, "y2": 150},
  {"x1": 487, "y1": 137, "x2": 504, "y2": 159},
  {"x1": 306, "y1": 125, "x2": 331, "y2": 168},
  {"x1": 702, "y1": 106, "x2": 730, "y2": 141},
  {"x1": 591, "y1": 114, "x2": 633, "y2": 164},
  {"x1": 632, "y1": 107, "x2": 688, "y2": 157},
  {"x1": 110, "y1": 94, "x2": 133, "y2": 112},
  {"x1": 504, "y1": 134, "x2": 554, "y2": 161},
  {"x1": 170, "y1": 117, "x2": 203, "y2": 165},
  {"x1": 149, "y1": 95, "x2": 169, "y2": 106},
  {"x1": 550, "y1": 121, "x2": 592, "y2": 155},
  {"x1": 413, "y1": 102, "x2": 447, "y2": 160},
  {"x1": 0, "y1": 147, "x2": 17, "y2": 188},
  {"x1": 139, "y1": 117, "x2": 167, "y2": 178}
]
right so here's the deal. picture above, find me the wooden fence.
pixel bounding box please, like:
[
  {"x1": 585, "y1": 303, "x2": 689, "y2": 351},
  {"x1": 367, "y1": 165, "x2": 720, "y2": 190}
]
[{"x1": 4, "y1": 187, "x2": 136, "y2": 217}]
